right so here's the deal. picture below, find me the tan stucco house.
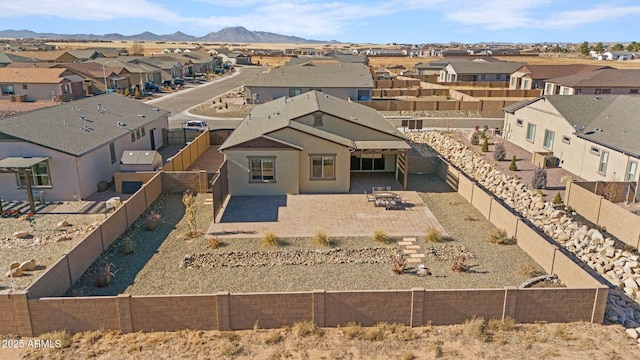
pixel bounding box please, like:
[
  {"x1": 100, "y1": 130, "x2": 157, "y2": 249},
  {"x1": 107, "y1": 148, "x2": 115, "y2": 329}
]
[
  {"x1": 503, "y1": 95, "x2": 639, "y2": 185},
  {"x1": 0, "y1": 68, "x2": 85, "y2": 101},
  {"x1": 509, "y1": 64, "x2": 609, "y2": 90},
  {"x1": 0, "y1": 94, "x2": 169, "y2": 202},
  {"x1": 543, "y1": 69, "x2": 640, "y2": 95},
  {"x1": 244, "y1": 61, "x2": 373, "y2": 103},
  {"x1": 219, "y1": 91, "x2": 411, "y2": 195}
]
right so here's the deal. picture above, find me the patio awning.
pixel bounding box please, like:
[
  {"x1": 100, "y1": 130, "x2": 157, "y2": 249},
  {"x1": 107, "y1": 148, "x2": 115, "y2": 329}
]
[
  {"x1": 0, "y1": 156, "x2": 49, "y2": 173},
  {"x1": 353, "y1": 140, "x2": 411, "y2": 150}
]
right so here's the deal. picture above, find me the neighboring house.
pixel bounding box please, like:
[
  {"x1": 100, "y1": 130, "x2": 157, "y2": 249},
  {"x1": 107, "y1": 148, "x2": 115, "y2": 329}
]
[
  {"x1": 601, "y1": 51, "x2": 637, "y2": 61},
  {"x1": 65, "y1": 50, "x2": 103, "y2": 62},
  {"x1": 0, "y1": 94, "x2": 170, "y2": 202},
  {"x1": 0, "y1": 68, "x2": 85, "y2": 101},
  {"x1": 132, "y1": 56, "x2": 184, "y2": 80},
  {"x1": 0, "y1": 52, "x2": 12, "y2": 67},
  {"x1": 503, "y1": 95, "x2": 639, "y2": 184},
  {"x1": 228, "y1": 52, "x2": 252, "y2": 65},
  {"x1": 543, "y1": 69, "x2": 640, "y2": 95},
  {"x1": 245, "y1": 61, "x2": 373, "y2": 102},
  {"x1": 437, "y1": 49, "x2": 470, "y2": 57},
  {"x1": 90, "y1": 57, "x2": 162, "y2": 86},
  {"x1": 53, "y1": 62, "x2": 131, "y2": 94},
  {"x1": 509, "y1": 64, "x2": 610, "y2": 90},
  {"x1": 219, "y1": 91, "x2": 411, "y2": 195},
  {"x1": 7, "y1": 50, "x2": 80, "y2": 63},
  {"x1": 439, "y1": 61, "x2": 524, "y2": 82}
]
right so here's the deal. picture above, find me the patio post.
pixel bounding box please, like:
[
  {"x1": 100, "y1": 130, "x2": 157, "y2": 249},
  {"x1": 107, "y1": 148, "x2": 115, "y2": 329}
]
[
  {"x1": 24, "y1": 170, "x2": 36, "y2": 214},
  {"x1": 404, "y1": 149, "x2": 409, "y2": 190}
]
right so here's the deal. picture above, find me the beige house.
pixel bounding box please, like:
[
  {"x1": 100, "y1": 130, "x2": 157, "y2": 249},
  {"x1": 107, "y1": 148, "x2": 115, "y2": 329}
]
[
  {"x1": 509, "y1": 64, "x2": 609, "y2": 90},
  {"x1": 244, "y1": 61, "x2": 373, "y2": 103},
  {"x1": 0, "y1": 94, "x2": 169, "y2": 202},
  {"x1": 543, "y1": 69, "x2": 640, "y2": 95},
  {"x1": 0, "y1": 68, "x2": 85, "y2": 101},
  {"x1": 219, "y1": 91, "x2": 410, "y2": 195},
  {"x1": 503, "y1": 95, "x2": 639, "y2": 185},
  {"x1": 439, "y1": 61, "x2": 524, "y2": 82}
]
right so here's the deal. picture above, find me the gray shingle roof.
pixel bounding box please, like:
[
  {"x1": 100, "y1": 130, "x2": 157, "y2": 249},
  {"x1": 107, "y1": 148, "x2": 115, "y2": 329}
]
[
  {"x1": 0, "y1": 93, "x2": 169, "y2": 157},
  {"x1": 546, "y1": 69, "x2": 640, "y2": 87},
  {"x1": 448, "y1": 61, "x2": 525, "y2": 75},
  {"x1": 220, "y1": 91, "x2": 405, "y2": 151},
  {"x1": 509, "y1": 95, "x2": 640, "y2": 157},
  {"x1": 246, "y1": 62, "x2": 373, "y2": 88}
]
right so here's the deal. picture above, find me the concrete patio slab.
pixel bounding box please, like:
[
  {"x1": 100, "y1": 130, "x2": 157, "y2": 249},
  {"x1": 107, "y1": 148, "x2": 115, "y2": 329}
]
[{"x1": 206, "y1": 191, "x2": 446, "y2": 239}]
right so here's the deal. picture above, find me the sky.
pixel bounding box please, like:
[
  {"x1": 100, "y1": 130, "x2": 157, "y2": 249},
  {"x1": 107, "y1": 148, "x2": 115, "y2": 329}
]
[{"x1": 1, "y1": 0, "x2": 640, "y2": 44}]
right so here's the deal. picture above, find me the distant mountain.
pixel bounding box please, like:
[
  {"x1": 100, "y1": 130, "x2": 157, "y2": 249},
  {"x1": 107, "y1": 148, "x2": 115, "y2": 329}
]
[{"x1": 0, "y1": 27, "x2": 329, "y2": 43}]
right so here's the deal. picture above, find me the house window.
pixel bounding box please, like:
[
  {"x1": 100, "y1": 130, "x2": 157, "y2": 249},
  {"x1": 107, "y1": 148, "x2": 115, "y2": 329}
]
[
  {"x1": 480, "y1": 75, "x2": 486, "y2": 80},
  {"x1": 523, "y1": 79, "x2": 529, "y2": 89},
  {"x1": 598, "y1": 150, "x2": 609, "y2": 175},
  {"x1": 543, "y1": 130, "x2": 555, "y2": 150},
  {"x1": 110, "y1": 142, "x2": 117, "y2": 164},
  {"x1": 62, "y1": 84, "x2": 70, "y2": 94},
  {"x1": 141, "y1": 127, "x2": 146, "y2": 137},
  {"x1": 590, "y1": 146, "x2": 600, "y2": 155},
  {"x1": 630, "y1": 89, "x2": 639, "y2": 94},
  {"x1": 131, "y1": 132, "x2": 136, "y2": 142},
  {"x1": 510, "y1": 78, "x2": 516, "y2": 86},
  {"x1": 249, "y1": 157, "x2": 275, "y2": 182},
  {"x1": 22, "y1": 84, "x2": 28, "y2": 90},
  {"x1": 562, "y1": 88, "x2": 570, "y2": 95},
  {"x1": 1, "y1": 84, "x2": 14, "y2": 95},
  {"x1": 562, "y1": 135, "x2": 571, "y2": 144},
  {"x1": 526, "y1": 123, "x2": 536, "y2": 143},
  {"x1": 545, "y1": 84, "x2": 552, "y2": 95},
  {"x1": 289, "y1": 88, "x2": 302, "y2": 97},
  {"x1": 136, "y1": 129, "x2": 141, "y2": 139},
  {"x1": 575, "y1": 89, "x2": 581, "y2": 95},
  {"x1": 627, "y1": 161, "x2": 638, "y2": 181},
  {"x1": 595, "y1": 89, "x2": 602, "y2": 95},
  {"x1": 350, "y1": 155, "x2": 385, "y2": 171},
  {"x1": 310, "y1": 155, "x2": 335, "y2": 179},
  {"x1": 601, "y1": 89, "x2": 611, "y2": 94},
  {"x1": 496, "y1": 74, "x2": 502, "y2": 80},
  {"x1": 16, "y1": 161, "x2": 52, "y2": 188},
  {"x1": 516, "y1": 119, "x2": 523, "y2": 127}
]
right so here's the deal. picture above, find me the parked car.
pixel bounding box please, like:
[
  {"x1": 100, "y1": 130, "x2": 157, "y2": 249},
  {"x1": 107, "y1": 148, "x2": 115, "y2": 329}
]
[
  {"x1": 182, "y1": 120, "x2": 210, "y2": 131},
  {"x1": 223, "y1": 61, "x2": 234, "y2": 70},
  {"x1": 144, "y1": 82, "x2": 160, "y2": 92},
  {"x1": 163, "y1": 78, "x2": 186, "y2": 87},
  {"x1": 213, "y1": 68, "x2": 225, "y2": 74}
]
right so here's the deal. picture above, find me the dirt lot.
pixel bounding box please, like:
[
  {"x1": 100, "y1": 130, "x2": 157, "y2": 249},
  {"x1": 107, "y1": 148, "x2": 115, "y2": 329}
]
[
  {"x1": 5, "y1": 321, "x2": 639, "y2": 359},
  {"x1": 189, "y1": 87, "x2": 252, "y2": 118},
  {"x1": 0, "y1": 100, "x2": 58, "y2": 118}
]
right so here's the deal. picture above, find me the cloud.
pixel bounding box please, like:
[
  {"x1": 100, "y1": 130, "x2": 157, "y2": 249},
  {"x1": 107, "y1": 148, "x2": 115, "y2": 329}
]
[{"x1": 0, "y1": 0, "x2": 179, "y2": 21}]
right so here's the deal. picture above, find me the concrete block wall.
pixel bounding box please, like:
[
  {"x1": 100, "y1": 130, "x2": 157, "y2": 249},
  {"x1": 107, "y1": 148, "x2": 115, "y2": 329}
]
[
  {"x1": 162, "y1": 171, "x2": 208, "y2": 194},
  {"x1": 130, "y1": 295, "x2": 217, "y2": 332},
  {"x1": 514, "y1": 288, "x2": 599, "y2": 323},
  {"x1": 125, "y1": 189, "x2": 146, "y2": 226},
  {"x1": 422, "y1": 289, "x2": 505, "y2": 325},
  {"x1": 323, "y1": 290, "x2": 412, "y2": 327},
  {"x1": 26, "y1": 256, "x2": 72, "y2": 299},
  {"x1": 29, "y1": 297, "x2": 120, "y2": 335},
  {"x1": 66, "y1": 228, "x2": 103, "y2": 284},
  {"x1": 101, "y1": 206, "x2": 128, "y2": 250},
  {"x1": 227, "y1": 292, "x2": 312, "y2": 330}
]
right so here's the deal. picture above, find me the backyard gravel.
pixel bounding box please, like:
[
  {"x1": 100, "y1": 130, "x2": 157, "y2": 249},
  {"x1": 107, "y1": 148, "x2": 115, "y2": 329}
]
[{"x1": 67, "y1": 175, "x2": 547, "y2": 296}]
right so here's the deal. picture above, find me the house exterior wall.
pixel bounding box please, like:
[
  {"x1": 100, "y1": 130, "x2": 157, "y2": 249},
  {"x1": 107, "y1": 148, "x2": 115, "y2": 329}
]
[
  {"x1": 0, "y1": 83, "x2": 79, "y2": 101},
  {"x1": 0, "y1": 140, "x2": 81, "y2": 202},
  {"x1": 224, "y1": 148, "x2": 300, "y2": 195},
  {"x1": 270, "y1": 128, "x2": 351, "y2": 193},
  {"x1": 246, "y1": 87, "x2": 371, "y2": 103},
  {"x1": 503, "y1": 101, "x2": 640, "y2": 182}
]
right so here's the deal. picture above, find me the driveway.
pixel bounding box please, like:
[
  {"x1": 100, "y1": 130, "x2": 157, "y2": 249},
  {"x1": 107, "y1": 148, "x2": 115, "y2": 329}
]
[{"x1": 206, "y1": 191, "x2": 446, "y2": 239}]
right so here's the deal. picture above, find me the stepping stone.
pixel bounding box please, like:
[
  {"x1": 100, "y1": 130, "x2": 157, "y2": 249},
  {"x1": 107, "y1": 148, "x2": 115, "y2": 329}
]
[
  {"x1": 410, "y1": 253, "x2": 425, "y2": 258},
  {"x1": 403, "y1": 238, "x2": 417, "y2": 242},
  {"x1": 398, "y1": 241, "x2": 412, "y2": 245},
  {"x1": 406, "y1": 245, "x2": 421, "y2": 249},
  {"x1": 407, "y1": 258, "x2": 423, "y2": 263},
  {"x1": 403, "y1": 249, "x2": 417, "y2": 254}
]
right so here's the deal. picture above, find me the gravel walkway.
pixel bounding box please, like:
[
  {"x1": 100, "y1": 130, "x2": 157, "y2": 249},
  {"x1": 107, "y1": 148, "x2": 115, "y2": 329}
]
[{"x1": 67, "y1": 175, "x2": 546, "y2": 296}]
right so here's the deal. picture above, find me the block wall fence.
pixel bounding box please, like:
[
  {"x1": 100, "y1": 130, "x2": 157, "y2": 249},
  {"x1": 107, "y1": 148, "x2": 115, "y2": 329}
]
[{"x1": 0, "y1": 154, "x2": 609, "y2": 337}]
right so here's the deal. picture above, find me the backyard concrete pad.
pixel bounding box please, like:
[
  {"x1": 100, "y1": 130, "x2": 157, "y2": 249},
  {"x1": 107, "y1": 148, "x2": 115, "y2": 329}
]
[{"x1": 207, "y1": 191, "x2": 446, "y2": 239}]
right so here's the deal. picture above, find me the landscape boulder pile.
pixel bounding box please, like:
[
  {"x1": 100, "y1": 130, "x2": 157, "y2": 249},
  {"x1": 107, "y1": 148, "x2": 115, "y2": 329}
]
[
  {"x1": 408, "y1": 131, "x2": 640, "y2": 342},
  {"x1": 5, "y1": 259, "x2": 37, "y2": 278}
]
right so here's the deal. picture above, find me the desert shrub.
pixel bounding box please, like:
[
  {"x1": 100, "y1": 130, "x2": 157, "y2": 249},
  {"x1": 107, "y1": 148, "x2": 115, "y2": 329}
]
[
  {"x1": 390, "y1": 253, "x2": 406, "y2": 275},
  {"x1": 519, "y1": 262, "x2": 544, "y2": 277},
  {"x1": 292, "y1": 321, "x2": 322, "y2": 338},
  {"x1": 380, "y1": 323, "x2": 417, "y2": 341},
  {"x1": 340, "y1": 322, "x2": 363, "y2": 339},
  {"x1": 531, "y1": 167, "x2": 547, "y2": 189},
  {"x1": 361, "y1": 327, "x2": 384, "y2": 341},
  {"x1": 120, "y1": 236, "x2": 136, "y2": 254},
  {"x1": 487, "y1": 317, "x2": 518, "y2": 332},
  {"x1": 313, "y1": 230, "x2": 331, "y2": 247},
  {"x1": 451, "y1": 255, "x2": 469, "y2": 272},
  {"x1": 493, "y1": 142, "x2": 506, "y2": 161},
  {"x1": 182, "y1": 191, "x2": 198, "y2": 236},
  {"x1": 481, "y1": 137, "x2": 489, "y2": 152},
  {"x1": 372, "y1": 230, "x2": 391, "y2": 244},
  {"x1": 469, "y1": 131, "x2": 480, "y2": 145},
  {"x1": 39, "y1": 330, "x2": 72, "y2": 349},
  {"x1": 261, "y1": 232, "x2": 281, "y2": 247},
  {"x1": 425, "y1": 227, "x2": 443, "y2": 243},
  {"x1": 463, "y1": 316, "x2": 487, "y2": 341},
  {"x1": 263, "y1": 331, "x2": 283, "y2": 345},
  {"x1": 487, "y1": 228, "x2": 515, "y2": 245},
  {"x1": 553, "y1": 192, "x2": 563, "y2": 205},
  {"x1": 94, "y1": 263, "x2": 114, "y2": 287},
  {"x1": 207, "y1": 236, "x2": 222, "y2": 249},
  {"x1": 145, "y1": 213, "x2": 162, "y2": 231},
  {"x1": 216, "y1": 337, "x2": 242, "y2": 357},
  {"x1": 509, "y1": 155, "x2": 517, "y2": 171}
]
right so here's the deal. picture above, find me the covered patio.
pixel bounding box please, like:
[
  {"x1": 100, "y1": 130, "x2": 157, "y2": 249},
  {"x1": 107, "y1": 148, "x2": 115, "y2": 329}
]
[{"x1": 0, "y1": 156, "x2": 50, "y2": 213}]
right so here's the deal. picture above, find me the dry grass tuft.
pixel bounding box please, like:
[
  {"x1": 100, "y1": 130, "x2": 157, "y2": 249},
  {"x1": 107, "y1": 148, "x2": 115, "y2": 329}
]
[
  {"x1": 463, "y1": 214, "x2": 478, "y2": 222},
  {"x1": 463, "y1": 317, "x2": 488, "y2": 342},
  {"x1": 40, "y1": 330, "x2": 72, "y2": 349},
  {"x1": 487, "y1": 317, "x2": 518, "y2": 332},
  {"x1": 372, "y1": 230, "x2": 392, "y2": 244},
  {"x1": 120, "y1": 236, "x2": 136, "y2": 254},
  {"x1": 292, "y1": 321, "x2": 322, "y2": 338},
  {"x1": 313, "y1": 230, "x2": 331, "y2": 247},
  {"x1": 261, "y1": 231, "x2": 281, "y2": 247},
  {"x1": 207, "y1": 236, "x2": 223, "y2": 250},
  {"x1": 340, "y1": 322, "x2": 363, "y2": 339},
  {"x1": 263, "y1": 330, "x2": 284, "y2": 345},
  {"x1": 519, "y1": 262, "x2": 544, "y2": 278},
  {"x1": 216, "y1": 337, "x2": 242, "y2": 357},
  {"x1": 401, "y1": 352, "x2": 417, "y2": 360},
  {"x1": 487, "y1": 228, "x2": 515, "y2": 245},
  {"x1": 425, "y1": 227, "x2": 444, "y2": 243}
]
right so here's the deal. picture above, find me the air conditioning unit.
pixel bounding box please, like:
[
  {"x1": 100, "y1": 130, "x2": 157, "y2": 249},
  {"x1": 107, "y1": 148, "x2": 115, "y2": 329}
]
[{"x1": 545, "y1": 155, "x2": 560, "y2": 168}]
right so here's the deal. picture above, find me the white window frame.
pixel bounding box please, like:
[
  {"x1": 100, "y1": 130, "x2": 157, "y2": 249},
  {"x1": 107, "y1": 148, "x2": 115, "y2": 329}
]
[
  {"x1": 249, "y1": 157, "x2": 275, "y2": 182},
  {"x1": 310, "y1": 155, "x2": 335, "y2": 180},
  {"x1": 626, "y1": 161, "x2": 637, "y2": 182},
  {"x1": 543, "y1": 129, "x2": 555, "y2": 150},
  {"x1": 526, "y1": 123, "x2": 536, "y2": 143},
  {"x1": 598, "y1": 150, "x2": 609, "y2": 175},
  {"x1": 16, "y1": 161, "x2": 52, "y2": 189}
]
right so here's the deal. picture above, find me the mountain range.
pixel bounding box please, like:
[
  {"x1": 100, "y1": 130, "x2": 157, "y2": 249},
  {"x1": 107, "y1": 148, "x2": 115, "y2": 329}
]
[{"x1": 0, "y1": 27, "x2": 334, "y2": 44}]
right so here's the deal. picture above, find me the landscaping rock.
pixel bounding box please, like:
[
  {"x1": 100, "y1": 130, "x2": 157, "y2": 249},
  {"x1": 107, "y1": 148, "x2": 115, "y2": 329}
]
[
  {"x1": 19, "y1": 259, "x2": 36, "y2": 271},
  {"x1": 5, "y1": 267, "x2": 23, "y2": 278},
  {"x1": 13, "y1": 231, "x2": 29, "y2": 239},
  {"x1": 627, "y1": 328, "x2": 640, "y2": 340},
  {"x1": 57, "y1": 220, "x2": 71, "y2": 228},
  {"x1": 9, "y1": 262, "x2": 20, "y2": 269}
]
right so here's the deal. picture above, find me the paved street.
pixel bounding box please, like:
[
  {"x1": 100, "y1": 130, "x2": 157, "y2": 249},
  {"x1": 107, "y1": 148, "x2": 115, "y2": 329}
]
[{"x1": 147, "y1": 66, "x2": 263, "y2": 129}]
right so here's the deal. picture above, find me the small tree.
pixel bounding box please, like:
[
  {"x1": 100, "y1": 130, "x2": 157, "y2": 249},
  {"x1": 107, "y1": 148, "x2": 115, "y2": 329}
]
[
  {"x1": 493, "y1": 142, "x2": 506, "y2": 161},
  {"x1": 531, "y1": 167, "x2": 547, "y2": 189},
  {"x1": 553, "y1": 193, "x2": 563, "y2": 205},
  {"x1": 594, "y1": 42, "x2": 605, "y2": 53},
  {"x1": 508, "y1": 155, "x2": 517, "y2": 171},
  {"x1": 481, "y1": 137, "x2": 489, "y2": 152},
  {"x1": 182, "y1": 190, "x2": 198, "y2": 237},
  {"x1": 579, "y1": 41, "x2": 590, "y2": 56},
  {"x1": 611, "y1": 43, "x2": 625, "y2": 51}
]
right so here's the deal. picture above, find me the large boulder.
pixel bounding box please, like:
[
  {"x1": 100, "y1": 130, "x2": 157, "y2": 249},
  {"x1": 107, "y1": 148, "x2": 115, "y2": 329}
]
[
  {"x1": 19, "y1": 259, "x2": 36, "y2": 271},
  {"x1": 5, "y1": 267, "x2": 23, "y2": 278}
]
